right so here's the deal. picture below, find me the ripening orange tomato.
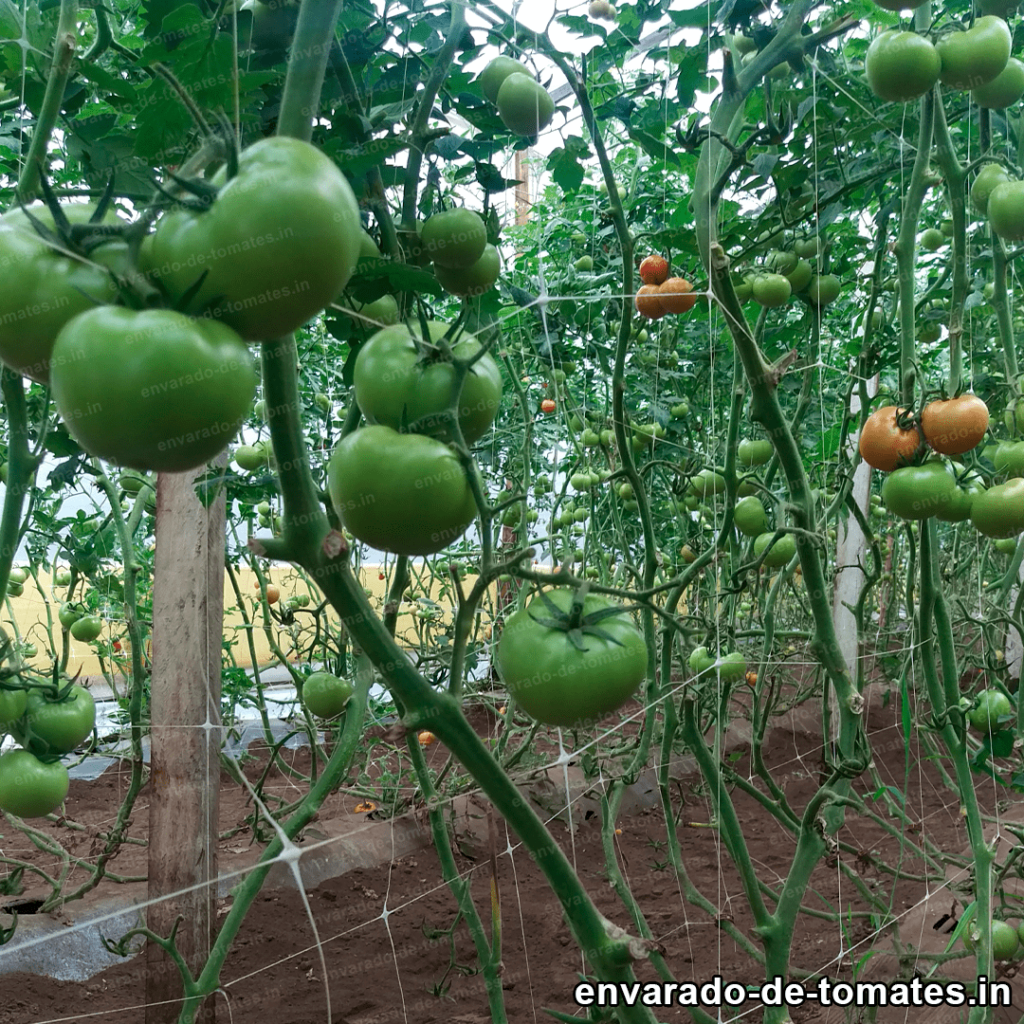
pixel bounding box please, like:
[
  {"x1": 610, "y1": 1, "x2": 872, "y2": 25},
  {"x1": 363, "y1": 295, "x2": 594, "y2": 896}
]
[
  {"x1": 859, "y1": 406, "x2": 922, "y2": 471},
  {"x1": 658, "y1": 277, "x2": 697, "y2": 314},
  {"x1": 920, "y1": 394, "x2": 989, "y2": 456},
  {"x1": 540, "y1": 398, "x2": 557, "y2": 413},
  {"x1": 635, "y1": 284, "x2": 666, "y2": 319},
  {"x1": 639, "y1": 255, "x2": 669, "y2": 285}
]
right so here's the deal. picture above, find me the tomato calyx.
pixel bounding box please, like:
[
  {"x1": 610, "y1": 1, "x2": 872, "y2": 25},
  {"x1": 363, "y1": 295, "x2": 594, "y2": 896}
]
[{"x1": 527, "y1": 585, "x2": 636, "y2": 652}]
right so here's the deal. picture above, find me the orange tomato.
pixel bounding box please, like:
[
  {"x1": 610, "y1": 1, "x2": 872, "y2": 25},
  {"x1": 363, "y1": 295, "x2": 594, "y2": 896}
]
[
  {"x1": 859, "y1": 406, "x2": 922, "y2": 471},
  {"x1": 635, "y1": 284, "x2": 666, "y2": 319},
  {"x1": 540, "y1": 398, "x2": 557, "y2": 413},
  {"x1": 920, "y1": 394, "x2": 989, "y2": 456},
  {"x1": 418, "y1": 730, "x2": 436, "y2": 746},
  {"x1": 658, "y1": 277, "x2": 697, "y2": 314},
  {"x1": 639, "y1": 254, "x2": 669, "y2": 285},
  {"x1": 265, "y1": 584, "x2": 280, "y2": 604}
]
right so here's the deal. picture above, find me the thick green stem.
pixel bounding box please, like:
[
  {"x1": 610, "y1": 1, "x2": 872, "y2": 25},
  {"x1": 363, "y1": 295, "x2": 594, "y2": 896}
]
[{"x1": 17, "y1": 0, "x2": 78, "y2": 201}]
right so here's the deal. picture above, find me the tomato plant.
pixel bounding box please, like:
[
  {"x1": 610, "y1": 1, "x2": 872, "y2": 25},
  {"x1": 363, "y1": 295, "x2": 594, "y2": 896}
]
[
  {"x1": 49, "y1": 307, "x2": 257, "y2": 472},
  {"x1": 0, "y1": 749, "x2": 69, "y2": 818},
  {"x1": 141, "y1": 137, "x2": 362, "y2": 341},
  {"x1": 496, "y1": 589, "x2": 647, "y2": 728}
]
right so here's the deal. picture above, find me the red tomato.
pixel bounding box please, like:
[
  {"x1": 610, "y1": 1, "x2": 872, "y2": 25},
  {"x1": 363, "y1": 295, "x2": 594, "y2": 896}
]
[{"x1": 540, "y1": 398, "x2": 557, "y2": 413}]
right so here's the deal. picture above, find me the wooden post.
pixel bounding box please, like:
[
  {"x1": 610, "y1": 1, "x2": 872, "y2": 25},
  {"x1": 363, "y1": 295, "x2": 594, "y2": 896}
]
[
  {"x1": 146, "y1": 468, "x2": 225, "y2": 1024},
  {"x1": 514, "y1": 149, "x2": 530, "y2": 227}
]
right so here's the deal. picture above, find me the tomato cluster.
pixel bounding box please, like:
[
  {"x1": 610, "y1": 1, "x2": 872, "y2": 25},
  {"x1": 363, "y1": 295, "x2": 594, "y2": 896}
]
[
  {"x1": 0, "y1": 683, "x2": 96, "y2": 818},
  {"x1": 858, "y1": 395, "x2": 1023, "y2": 538},
  {"x1": 479, "y1": 57, "x2": 555, "y2": 137},
  {"x1": 634, "y1": 255, "x2": 699, "y2": 320}
]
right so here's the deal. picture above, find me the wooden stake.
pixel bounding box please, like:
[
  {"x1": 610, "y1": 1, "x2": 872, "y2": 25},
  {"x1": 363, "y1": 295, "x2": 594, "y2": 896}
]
[{"x1": 146, "y1": 468, "x2": 225, "y2": 1024}]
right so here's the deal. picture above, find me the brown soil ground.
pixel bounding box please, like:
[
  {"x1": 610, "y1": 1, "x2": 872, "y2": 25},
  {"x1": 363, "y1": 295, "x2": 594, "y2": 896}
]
[{"x1": 0, "y1": 686, "x2": 1018, "y2": 1024}]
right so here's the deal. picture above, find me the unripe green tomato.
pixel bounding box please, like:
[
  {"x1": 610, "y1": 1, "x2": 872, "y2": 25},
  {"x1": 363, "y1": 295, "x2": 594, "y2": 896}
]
[
  {"x1": 301, "y1": 672, "x2": 354, "y2": 718},
  {"x1": 919, "y1": 228, "x2": 945, "y2": 251},
  {"x1": 752, "y1": 273, "x2": 791, "y2": 308},
  {"x1": 806, "y1": 275, "x2": 840, "y2": 306},
  {"x1": 972, "y1": 163, "x2": 1010, "y2": 213}
]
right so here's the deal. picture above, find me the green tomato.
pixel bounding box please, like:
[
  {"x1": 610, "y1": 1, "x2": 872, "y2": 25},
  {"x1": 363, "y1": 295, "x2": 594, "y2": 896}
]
[
  {"x1": 357, "y1": 229, "x2": 381, "y2": 258},
  {"x1": 753, "y1": 532, "x2": 797, "y2": 567},
  {"x1": 689, "y1": 469, "x2": 727, "y2": 497},
  {"x1": 0, "y1": 203, "x2": 128, "y2": 382},
  {"x1": 935, "y1": 16, "x2": 1012, "y2": 90},
  {"x1": 967, "y1": 688, "x2": 1013, "y2": 732},
  {"x1": 992, "y1": 920, "x2": 1020, "y2": 960},
  {"x1": 53, "y1": 569, "x2": 72, "y2": 587},
  {"x1": 141, "y1": 137, "x2": 361, "y2": 341},
  {"x1": 971, "y1": 478, "x2": 1024, "y2": 537},
  {"x1": 738, "y1": 439, "x2": 773, "y2": 467},
  {"x1": 8, "y1": 567, "x2": 27, "y2": 585},
  {"x1": 988, "y1": 181, "x2": 1024, "y2": 240},
  {"x1": 919, "y1": 228, "x2": 946, "y2": 251},
  {"x1": 765, "y1": 250, "x2": 798, "y2": 275},
  {"x1": 670, "y1": 402, "x2": 690, "y2": 419},
  {"x1": 13, "y1": 683, "x2": 95, "y2": 757},
  {"x1": 882, "y1": 462, "x2": 956, "y2": 520},
  {"x1": 234, "y1": 445, "x2": 267, "y2": 473},
  {"x1": 734, "y1": 496, "x2": 768, "y2": 537},
  {"x1": 865, "y1": 31, "x2": 941, "y2": 103},
  {"x1": 0, "y1": 688, "x2": 28, "y2": 735},
  {"x1": 496, "y1": 589, "x2": 647, "y2": 728},
  {"x1": 435, "y1": 243, "x2": 501, "y2": 297},
  {"x1": 972, "y1": 56, "x2": 1024, "y2": 107},
  {"x1": 994, "y1": 536, "x2": 1019, "y2": 554},
  {"x1": 119, "y1": 470, "x2": 152, "y2": 495},
  {"x1": 70, "y1": 615, "x2": 103, "y2": 642},
  {"x1": 935, "y1": 472, "x2": 986, "y2": 523},
  {"x1": 0, "y1": 749, "x2": 69, "y2": 818},
  {"x1": 785, "y1": 258, "x2": 813, "y2": 293},
  {"x1": 352, "y1": 293, "x2": 400, "y2": 327},
  {"x1": 716, "y1": 651, "x2": 747, "y2": 683},
  {"x1": 59, "y1": 602, "x2": 85, "y2": 629},
  {"x1": 574, "y1": 255, "x2": 594, "y2": 271},
  {"x1": 496, "y1": 73, "x2": 556, "y2": 136},
  {"x1": 972, "y1": 163, "x2": 1010, "y2": 213},
  {"x1": 479, "y1": 55, "x2": 532, "y2": 104},
  {"x1": 50, "y1": 307, "x2": 257, "y2": 473},
  {"x1": 806, "y1": 275, "x2": 840, "y2": 306},
  {"x1": 688, "y1": 646, "x2": 717, "y2": 674},
  {"x1": 793, "y1": 235, "x2": 822, "y2": 258},
  {"x1": 994, "y1": 441, "x2": 1024, "y2": 477},
  {"x1": 328, "y1": 426, "x2": 477, "y2": 556},
  {"x1": 353, "y1": 321, "x2": 502, "y2": 445},
  {"x1": 1006, "y1": 397, "x2": 1024, "y2": 437},
  {"x1": 421, "y1": 208, "x2": 487, "y2": 269},
  {"x1": 300, "y1": 672, "x2": 354, "y2": 718},
  {"x1": 752, "y1": 273, "x2": 792, "y2": 308}
]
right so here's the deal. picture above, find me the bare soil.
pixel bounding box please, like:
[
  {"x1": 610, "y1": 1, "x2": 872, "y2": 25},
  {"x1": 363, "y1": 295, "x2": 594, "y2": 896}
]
[{"x1": 0, "y1": 688, "x2": 1017, "y2": 1024}]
